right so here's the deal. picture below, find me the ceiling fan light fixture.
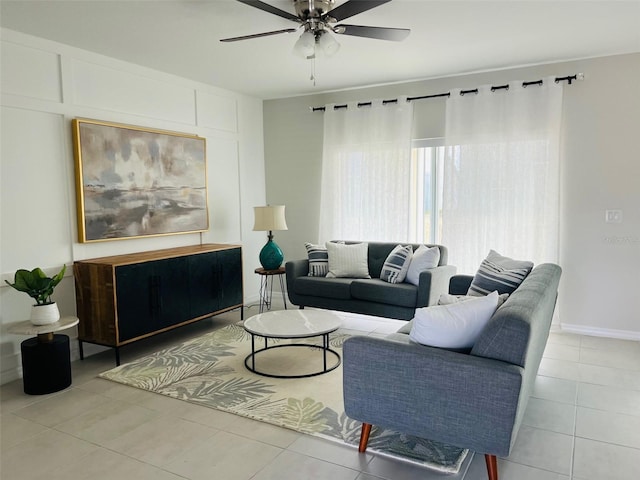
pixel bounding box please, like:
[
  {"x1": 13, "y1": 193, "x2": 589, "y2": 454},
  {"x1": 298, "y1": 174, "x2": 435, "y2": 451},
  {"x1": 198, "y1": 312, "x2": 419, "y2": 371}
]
[
  {"x1": 293, "y1": 30, "x2": 316, "y2": 58},
  {"x1": 317, "y1": 31, "x2": 340, "y2": 57}
]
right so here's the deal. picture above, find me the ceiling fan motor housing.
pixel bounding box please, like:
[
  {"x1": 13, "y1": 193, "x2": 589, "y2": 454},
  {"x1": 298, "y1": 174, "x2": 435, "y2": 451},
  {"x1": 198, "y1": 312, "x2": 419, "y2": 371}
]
[{"x1": 294, "y1": 0, "x2": 335, "y2": 20}]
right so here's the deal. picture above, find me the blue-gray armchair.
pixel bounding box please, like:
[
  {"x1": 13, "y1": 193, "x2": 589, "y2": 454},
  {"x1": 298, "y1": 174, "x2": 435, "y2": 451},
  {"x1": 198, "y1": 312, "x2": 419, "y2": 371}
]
[{"x1": 342, "y1": 263, "x2": 562, "y2": 480}]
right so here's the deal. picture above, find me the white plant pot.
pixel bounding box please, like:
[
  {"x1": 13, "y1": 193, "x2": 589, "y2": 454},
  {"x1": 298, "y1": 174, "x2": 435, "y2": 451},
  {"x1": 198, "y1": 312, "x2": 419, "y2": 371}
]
[{"x1": 30, "y1": 303, "x2": 60, "y2": 325}]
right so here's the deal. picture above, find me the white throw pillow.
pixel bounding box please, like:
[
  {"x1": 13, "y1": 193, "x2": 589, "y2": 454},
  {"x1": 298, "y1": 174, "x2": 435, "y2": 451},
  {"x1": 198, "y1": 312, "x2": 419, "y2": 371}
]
[
  {"x1": 380, "y1": 245, "x2": 413, "y2": 284},
  {"x1": 467, "y1": 250, "x2": 533, "y2": 296},
  {"x1": 405, "y1": 245, "x2": 441, "y2": 286},
  {"x1": 325, "y1": 242, "x2": 371, "y2": 278},
  {"x1": 409, "y1": 291, "x2": 499, "y2": 349}
]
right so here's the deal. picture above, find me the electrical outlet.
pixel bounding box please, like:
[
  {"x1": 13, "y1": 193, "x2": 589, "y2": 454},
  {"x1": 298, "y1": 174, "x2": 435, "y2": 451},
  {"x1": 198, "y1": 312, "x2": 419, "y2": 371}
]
[{"x1": 605, "y1": 210, "x2": 623, "y2": 223}]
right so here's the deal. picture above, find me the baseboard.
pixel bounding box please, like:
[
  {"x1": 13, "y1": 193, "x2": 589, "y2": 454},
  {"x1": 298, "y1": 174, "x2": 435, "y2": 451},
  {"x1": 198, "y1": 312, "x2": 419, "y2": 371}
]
[
  {"x1": 0, "y1": 353, "x2": 22, "y2": 385},
  {"x1": 559, "y1": 323, "x2": 640, "y2": 341}
]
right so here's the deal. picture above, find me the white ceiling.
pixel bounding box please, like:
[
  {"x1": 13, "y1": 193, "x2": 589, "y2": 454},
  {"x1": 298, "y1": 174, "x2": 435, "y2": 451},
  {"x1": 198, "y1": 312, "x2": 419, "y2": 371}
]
[{"x1": 1, "y1": 1, "x2": 639, "y2": 99}]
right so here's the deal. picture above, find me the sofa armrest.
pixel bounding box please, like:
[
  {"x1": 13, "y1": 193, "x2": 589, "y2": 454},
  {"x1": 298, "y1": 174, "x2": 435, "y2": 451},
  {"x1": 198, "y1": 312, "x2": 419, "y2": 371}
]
[
  {"x1": 416, "y1": 265, "x2": 457, "y2": 307},
  {"x1": 285, "y1": 259, "x2": 309, "y2": 278},
  {"x1": 449, "y1": 274, "x2": 474, "y2": 295},
  {"x1": 343, "y1": 335, "x2": 523, "y2": 456},
  {"x1": 285, "y1": 260, "x2": 309, "y2": 306}
]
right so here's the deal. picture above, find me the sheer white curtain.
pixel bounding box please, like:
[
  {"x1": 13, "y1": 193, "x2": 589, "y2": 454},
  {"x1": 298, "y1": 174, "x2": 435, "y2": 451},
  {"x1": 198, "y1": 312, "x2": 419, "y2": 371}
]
[
  {"x1": 319, "y1": 97, "x2": 414, "y2": 242},
  {"x1": 441, "y1": 79, "x2": 563, "y2": 273}
]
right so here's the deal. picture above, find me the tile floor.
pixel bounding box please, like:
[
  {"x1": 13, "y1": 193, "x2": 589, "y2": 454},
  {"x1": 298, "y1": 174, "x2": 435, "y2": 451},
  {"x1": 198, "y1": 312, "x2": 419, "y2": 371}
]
[{"x1": 1, "y1": 302, "x2": 639, "y2": 480}]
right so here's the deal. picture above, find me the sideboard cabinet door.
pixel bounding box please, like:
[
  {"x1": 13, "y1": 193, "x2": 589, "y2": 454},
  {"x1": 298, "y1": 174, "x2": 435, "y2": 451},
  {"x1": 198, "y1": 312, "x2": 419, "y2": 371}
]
[
  {"x1": 115, "y1": 263, "x2": 154, "y2": 342},
  {"x1": 188, "y1": 247, "x2": 242, "y2": 319},
  {"x1": 218, "y1": 248, "x2": 243, "y2": 310},
  {"x1": 189, "y1": 252, "x2": 220, "y2": 319},
  {"x1": 153, "y1": 257, "x2": 192, "y2": 330}
]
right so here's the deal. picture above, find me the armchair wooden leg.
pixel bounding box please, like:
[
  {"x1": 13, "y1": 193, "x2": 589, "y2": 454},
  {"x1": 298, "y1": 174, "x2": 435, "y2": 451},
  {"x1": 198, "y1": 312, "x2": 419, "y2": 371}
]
[
  {"x1": 485, "y1": 454, "x2": 498, "y2": 480},
  {"x1": 358, "y1": 423, "x2": 372, "y2": 453}
]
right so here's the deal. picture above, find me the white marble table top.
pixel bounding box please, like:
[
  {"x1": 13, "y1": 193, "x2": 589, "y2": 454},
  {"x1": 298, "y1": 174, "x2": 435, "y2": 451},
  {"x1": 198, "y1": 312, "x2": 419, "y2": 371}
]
[
  {"x1": 7, "y1": 316, "x2": 79, "y2": 336},
  {"x1": 243, "y1": 309, "x2": 342, "y2": 338}
]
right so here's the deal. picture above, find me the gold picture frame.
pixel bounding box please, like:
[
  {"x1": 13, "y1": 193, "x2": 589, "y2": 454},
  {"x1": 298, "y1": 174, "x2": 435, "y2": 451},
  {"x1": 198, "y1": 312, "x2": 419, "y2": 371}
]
[{"x1": 72, "y1": 118, "x2": 208, "y2": 243}]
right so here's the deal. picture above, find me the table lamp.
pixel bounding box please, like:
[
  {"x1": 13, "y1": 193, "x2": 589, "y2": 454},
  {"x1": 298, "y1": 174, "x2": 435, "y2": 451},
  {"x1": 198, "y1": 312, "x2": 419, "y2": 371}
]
[{"x1": 253, "y1": 205, "x2": 288, "y2": 270}]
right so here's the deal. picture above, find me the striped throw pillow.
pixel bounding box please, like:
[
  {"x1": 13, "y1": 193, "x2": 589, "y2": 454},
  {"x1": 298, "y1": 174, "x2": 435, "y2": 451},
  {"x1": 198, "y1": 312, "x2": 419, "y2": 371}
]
[
  {"x1": 305, "y1": 242, "x2": 329, "y2": 277},
  {"x1": 380, "y1": 245, "x2": 414, "y2": 284},
  {"x1": 467, "y1": 250, "x2": 533, "y2": 296}
]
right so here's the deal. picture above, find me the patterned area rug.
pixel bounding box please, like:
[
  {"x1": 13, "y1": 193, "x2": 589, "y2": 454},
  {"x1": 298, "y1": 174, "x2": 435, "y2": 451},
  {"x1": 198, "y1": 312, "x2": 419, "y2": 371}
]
[{"x1": 100, "y1": 323, "x2": 468, "y2": 473}]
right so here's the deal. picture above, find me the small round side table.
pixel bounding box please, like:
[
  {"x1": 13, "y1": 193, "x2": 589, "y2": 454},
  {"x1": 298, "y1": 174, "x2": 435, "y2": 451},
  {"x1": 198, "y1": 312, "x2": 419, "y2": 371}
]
[
  {"x1": 255, "y1": 267, "x2": 288, "y2": 313},
  {"x1": 8, "y1": 316, "x2": 79, "y2": 395}
]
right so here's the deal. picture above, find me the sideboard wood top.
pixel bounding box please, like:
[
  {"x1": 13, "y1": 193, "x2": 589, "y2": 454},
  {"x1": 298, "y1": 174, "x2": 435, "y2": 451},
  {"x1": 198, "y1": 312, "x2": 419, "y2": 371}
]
[{"x1": 74, "y1": 243, "x2": 242, "y2": 266}]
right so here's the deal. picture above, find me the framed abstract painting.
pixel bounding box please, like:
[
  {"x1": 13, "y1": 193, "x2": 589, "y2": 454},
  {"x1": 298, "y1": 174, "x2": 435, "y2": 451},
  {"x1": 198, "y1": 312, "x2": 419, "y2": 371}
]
[{"x1": 72, "y1": 118, "x2": 208, "y2": 242}]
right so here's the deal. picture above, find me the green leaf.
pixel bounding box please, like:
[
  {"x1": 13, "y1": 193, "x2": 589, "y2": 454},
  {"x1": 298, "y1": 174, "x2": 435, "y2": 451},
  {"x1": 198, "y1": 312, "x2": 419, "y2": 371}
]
[
  {"x1": 5, "y1": 269, "x2": 31, "y2": 293},
  {"x1": 5, "y1": 266, "x2": 66, "y2": 304},
  {"x1": 51, "y1": 265, "x2": 66, "y2": 287}
]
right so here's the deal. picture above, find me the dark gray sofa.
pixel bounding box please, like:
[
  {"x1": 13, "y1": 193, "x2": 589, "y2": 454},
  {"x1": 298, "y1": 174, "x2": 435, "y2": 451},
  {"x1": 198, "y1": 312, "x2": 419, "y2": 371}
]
[
  {"x1": 342, "y1": 263, "x2": 562, "y2": 480},
  {"x1": 285, "y1": 241, "x2": 456, "y2": 320}
]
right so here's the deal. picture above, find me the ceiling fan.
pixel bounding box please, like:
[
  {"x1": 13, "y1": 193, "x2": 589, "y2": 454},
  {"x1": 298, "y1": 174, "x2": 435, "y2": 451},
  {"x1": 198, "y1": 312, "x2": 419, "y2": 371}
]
[{"x1": 220, "y1": 0, "x2": 410, "y2": 58}]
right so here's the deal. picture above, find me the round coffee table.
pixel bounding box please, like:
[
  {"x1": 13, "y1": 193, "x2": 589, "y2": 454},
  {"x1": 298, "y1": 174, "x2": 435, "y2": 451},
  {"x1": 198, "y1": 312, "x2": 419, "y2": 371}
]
[{"x1": 243, "y1": 309, "x2": 342, "y2": 378}]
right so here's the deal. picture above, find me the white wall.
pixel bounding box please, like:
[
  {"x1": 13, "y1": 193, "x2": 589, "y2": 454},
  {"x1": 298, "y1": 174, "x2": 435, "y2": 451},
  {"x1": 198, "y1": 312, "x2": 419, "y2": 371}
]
[
  {"x1": 264, "y1": 53, "x2": 640, "y2": 340},
  {"x1": 0, "y1": 28, "x2": 267, "y2": 383}
]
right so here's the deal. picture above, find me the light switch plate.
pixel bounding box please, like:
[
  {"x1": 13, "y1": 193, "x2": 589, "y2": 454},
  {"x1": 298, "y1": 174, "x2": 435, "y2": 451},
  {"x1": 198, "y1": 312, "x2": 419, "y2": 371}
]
[{"x1": 605, "y1": 210, "x2": 623, "y2": 223}]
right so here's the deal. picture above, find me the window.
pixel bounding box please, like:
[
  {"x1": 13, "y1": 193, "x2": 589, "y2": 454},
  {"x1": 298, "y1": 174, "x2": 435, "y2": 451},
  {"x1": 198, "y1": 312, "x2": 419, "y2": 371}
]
[{"x1": 410, "y1": 139, "x2": 444, "y2": 244}]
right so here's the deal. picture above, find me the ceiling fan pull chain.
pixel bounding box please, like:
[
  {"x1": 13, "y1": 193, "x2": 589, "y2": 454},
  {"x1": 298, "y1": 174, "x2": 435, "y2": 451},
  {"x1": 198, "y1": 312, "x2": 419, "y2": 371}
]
[{"x1": 310, "y1": 56, "x2": 316, "y2": 86}]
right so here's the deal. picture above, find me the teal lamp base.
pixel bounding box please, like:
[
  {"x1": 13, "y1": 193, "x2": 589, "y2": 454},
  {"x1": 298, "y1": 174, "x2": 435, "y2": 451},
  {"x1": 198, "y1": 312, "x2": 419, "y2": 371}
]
[{"x1": 259, "y1": 238, "x2": 284, "y2": 270}]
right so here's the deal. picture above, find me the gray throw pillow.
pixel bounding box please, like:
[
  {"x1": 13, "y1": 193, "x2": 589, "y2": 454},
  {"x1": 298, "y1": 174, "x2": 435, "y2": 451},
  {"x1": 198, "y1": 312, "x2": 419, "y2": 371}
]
[
  {"x1": 380, "y1": 245, "x2": 413, "y2": 284},
  {"x1": 467, "y1": 250, "x2": 533, "y2": 296}
]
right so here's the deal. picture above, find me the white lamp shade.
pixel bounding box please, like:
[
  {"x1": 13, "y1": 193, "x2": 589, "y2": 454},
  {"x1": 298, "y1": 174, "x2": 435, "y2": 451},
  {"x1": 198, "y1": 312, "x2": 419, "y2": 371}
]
[
  {"x1": 253, "y1": 205, "x2": 288, "y2": 231},
  {"x1": 318, "y1": 32, "x2": 340, "y2": 57},
  {"x1": 293, "y1": 30, "x2": 315, "y2": 58}
]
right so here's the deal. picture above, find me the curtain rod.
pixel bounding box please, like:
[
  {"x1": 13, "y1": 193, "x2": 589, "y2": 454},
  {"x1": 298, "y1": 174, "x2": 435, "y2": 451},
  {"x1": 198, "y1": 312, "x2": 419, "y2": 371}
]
[{"x1": 310, "y1": 74, "x2": 581, "y2": 112}]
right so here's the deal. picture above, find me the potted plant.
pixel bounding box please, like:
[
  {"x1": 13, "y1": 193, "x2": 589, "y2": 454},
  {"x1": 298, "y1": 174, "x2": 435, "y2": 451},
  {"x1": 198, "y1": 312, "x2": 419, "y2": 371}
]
[{"x1": 5, "y1": 265, "x2": 67, "y2": 325}]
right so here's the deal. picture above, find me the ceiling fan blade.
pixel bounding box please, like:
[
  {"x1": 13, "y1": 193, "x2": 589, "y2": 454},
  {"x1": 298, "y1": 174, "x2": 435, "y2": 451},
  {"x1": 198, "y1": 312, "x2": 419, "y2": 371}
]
[
  {"x1": 333, "y1": 24, "x2": 410, "y2": 41},
  {"x1": 220, "y1": 28, "x2": 298, "y2": 42},
  {"x1": 236, "y1": 0, "x2": 300, "y2": 22},
  {"x1": 323, "y1": 0, "x2": 392, "y2": 22}
]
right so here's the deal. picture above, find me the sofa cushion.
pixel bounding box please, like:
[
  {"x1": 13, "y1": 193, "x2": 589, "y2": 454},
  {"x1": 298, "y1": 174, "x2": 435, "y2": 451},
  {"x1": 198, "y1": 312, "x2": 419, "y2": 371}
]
[
  {"x1": 380, "y1": 245, "x2": 413, "y2": 284},
  {"x1": 326, "y1": 242, "x2": 371, "y2": 278},
  {"x1": 409, "y1": 291, "x2": 499, "y2": 349},
  {"x1": 294, "y1": 276, "x2": 353, "y2": 300},
  {"x1": 405, "y1": 245, "x2": 441, "y2": 286},
  {"x1": 467, "y1": 250, "x2": 533, "y2": 296},
  {"x1": 351, "y1": 279, "x2": 418, "y2": 308}
]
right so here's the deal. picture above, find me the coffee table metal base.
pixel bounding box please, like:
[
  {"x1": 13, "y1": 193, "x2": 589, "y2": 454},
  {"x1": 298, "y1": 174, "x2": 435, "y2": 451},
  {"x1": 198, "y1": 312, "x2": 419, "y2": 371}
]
[{"x1": 245, "y1": 332, "x2": 341, "y2": 379}]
